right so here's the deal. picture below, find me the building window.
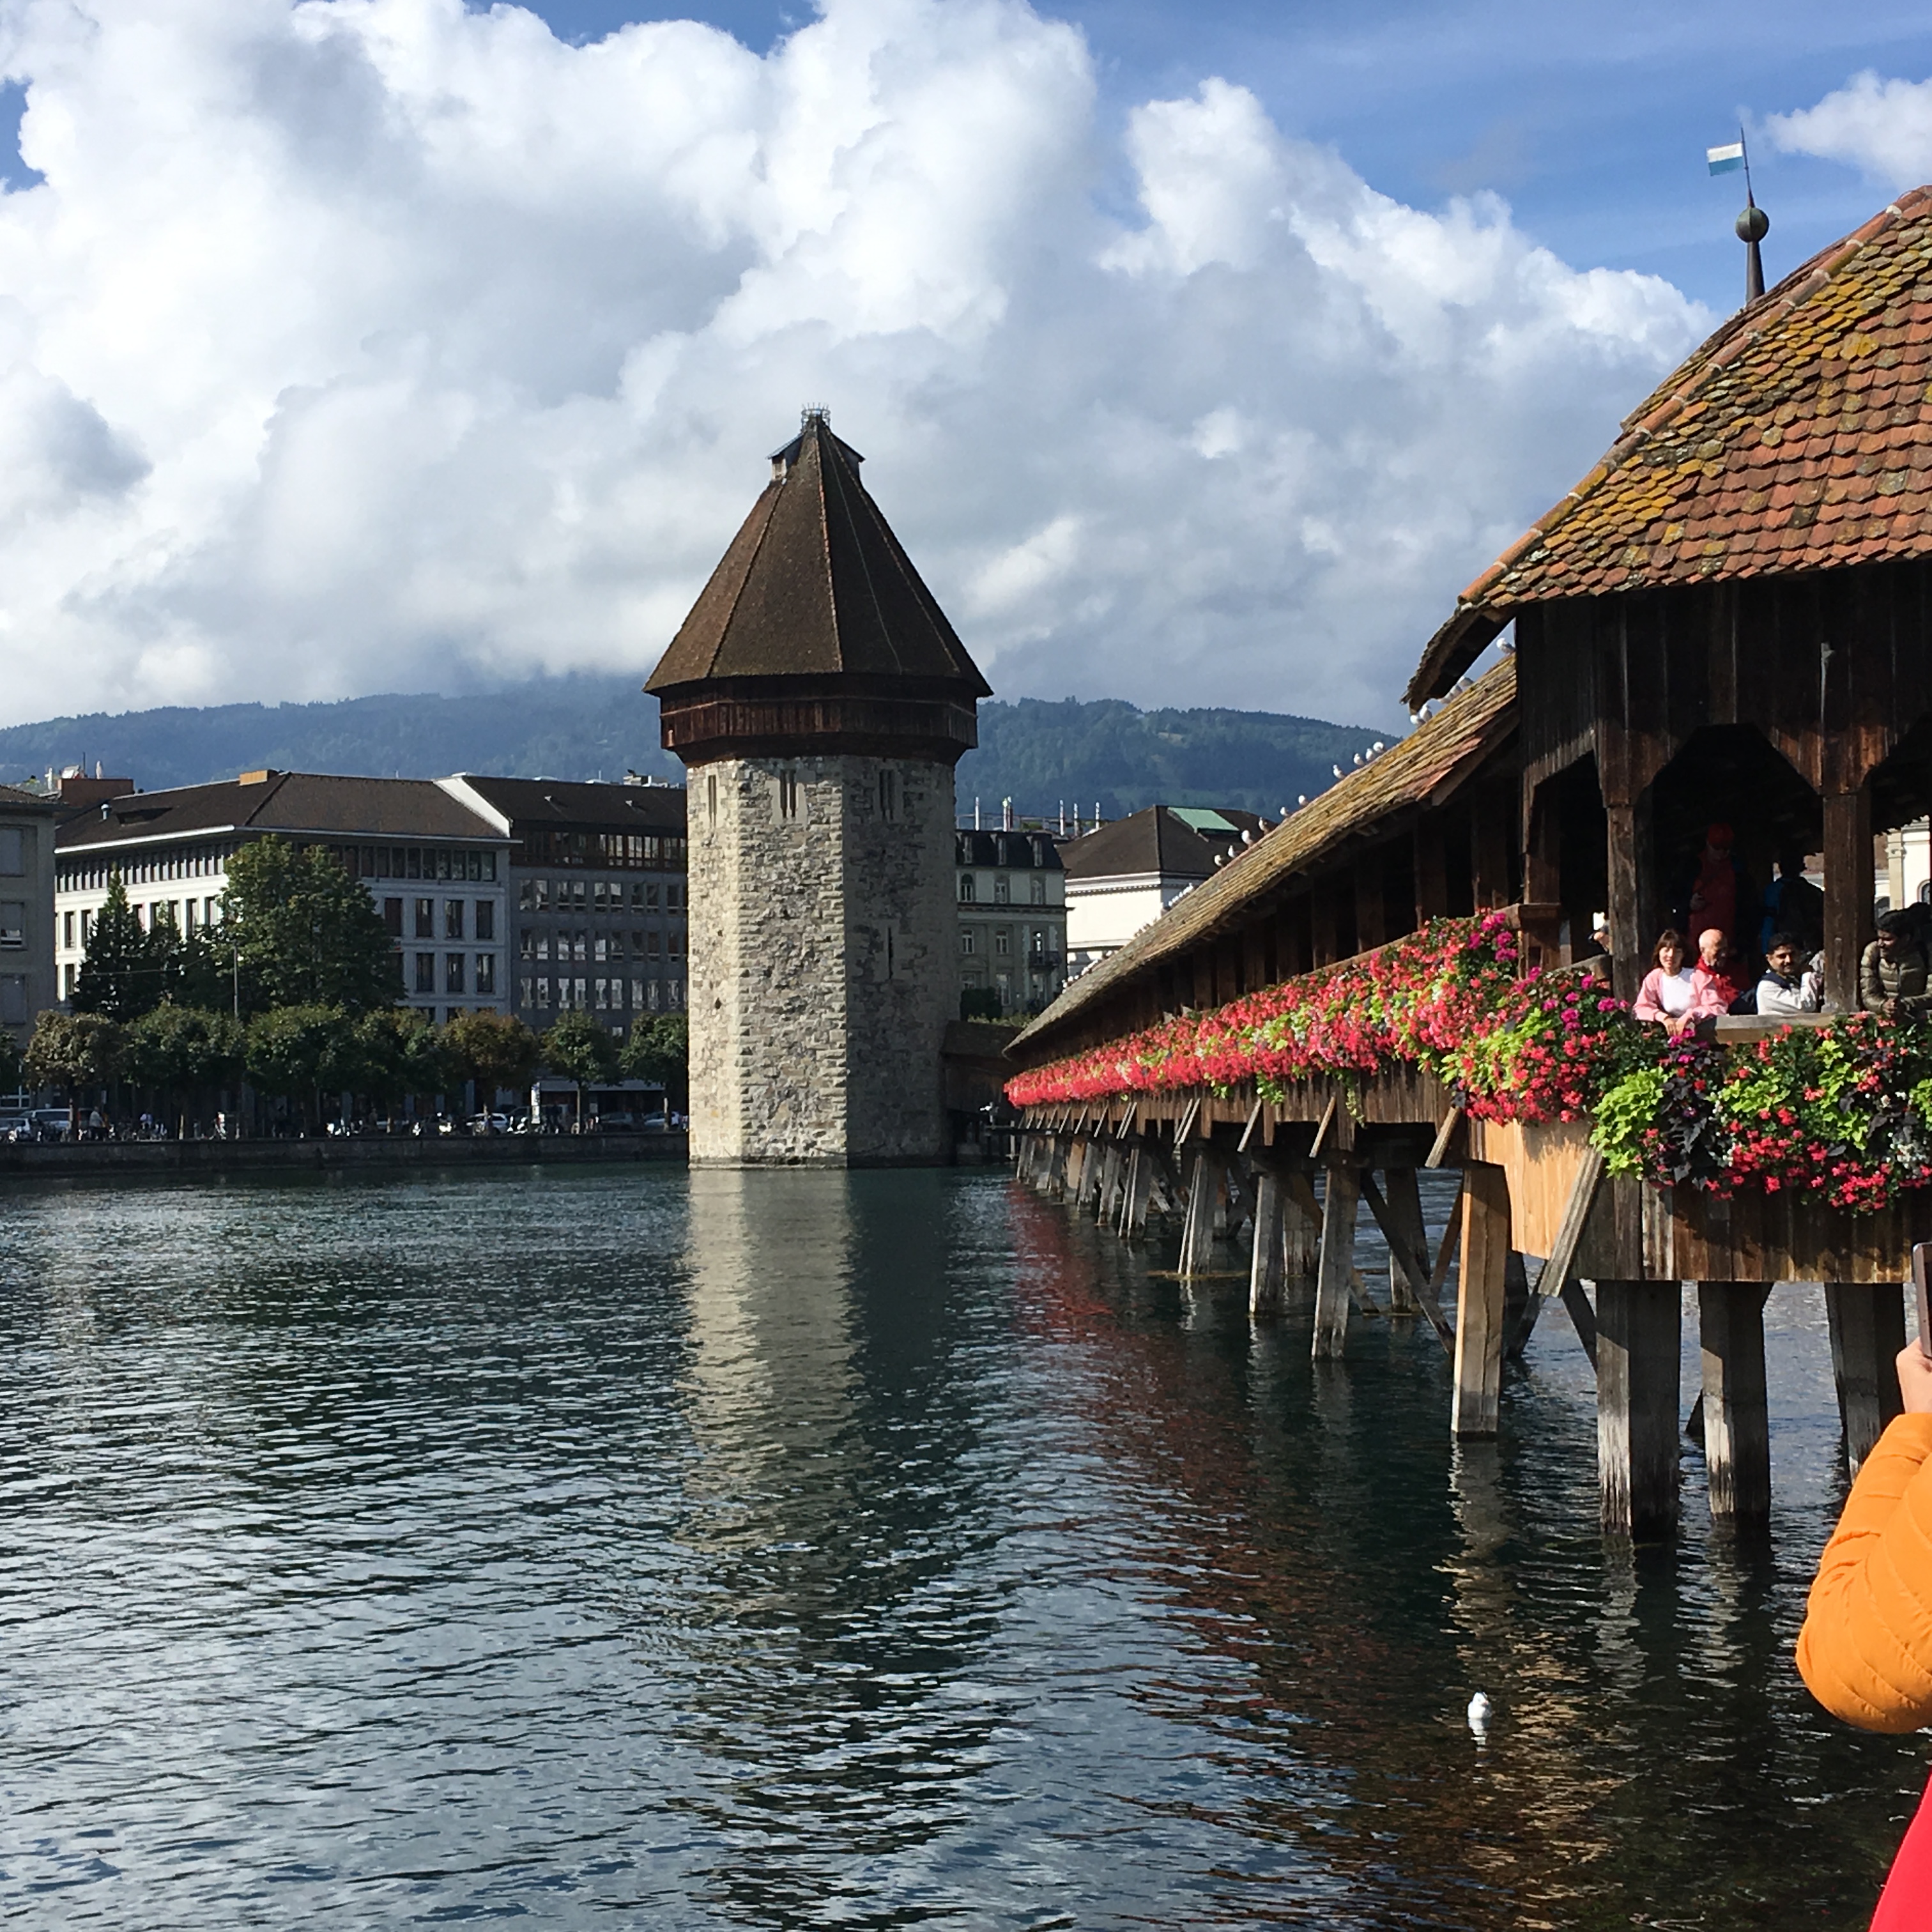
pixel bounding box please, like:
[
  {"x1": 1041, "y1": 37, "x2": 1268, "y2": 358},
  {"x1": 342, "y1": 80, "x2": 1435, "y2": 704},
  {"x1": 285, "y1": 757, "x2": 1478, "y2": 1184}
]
[
  {"x1": 409, "y1": 953, "x2": 434, "y2": 993},
  {"x1": 594, "y1": 978, "x2": 610, "y2": 1010},
  {"x1": 519, "y1": 928, "x2": 535, "y2": 959},
  {"x1": 384, "y1": 898, "x2": 404, "y2": 937},
  {"x1": 476, "y1": 954, "x2": 496, "y2": 995},
  {"x1": 0, "y1": 902, "x2": 22, "y2": 949},
  {"x1": 958, "y1": 874, "x2": 976, "y2": 904},
  {"x1": 63, "y1": 910, "x2": 74, "y2": 949},
  {"x1": 536, "y1": 977, "x2": 551, "y2": 1008},
  {"x1": 778, "y1": 770, "x2": 799, "y2": 821},
  {"x1": 668, "y1": 979, "x2": 684, "y2": 1009},
  {"x1": 960, "y1": 929, "x2": 975, "y2": 954},
  {"x1": 668, "y1": 931, "x2": 684, "y2": 961},
  {"x1": 645, "y1": 883, "x2": 661, "y2": 910},
  {"x1": 632, "y1": 979, "x2": 646, "y2": 1011},
  {"x1": 519, "y1": 976, "x2": 534, "y2": 1009},
  {"x1": 995, "y1": 875, "x2": 1011, "y2": 905},
  {"x1": 0, "y1": 828, "x2": 21, "y2": 875},
  {"x1": 707, "y1": 774, "x2": 717, "y2": 824},
  {"x1": 646, "y1": 931, "x2": 661, "y2": 961},
  {"x1": 1031, "y1": 929, "x2": 1047, "y2": 959},
  {"x1": 62, "y1": 963, "x2": 75, "y2": 996},
  {"x1": 594, "y1": 935, "x2": 608, "y2": 963},
  {"x1": 80, "y1": 908, "x2": 93, "y2": 944},
  {"x1": 995, "y1": 928, "x2": 1011, "y2": 956},
  {"x1": 446, "y1": 953, "x2": 466, "y2": 993},
  {"x1": 667, "y1": 883, "x2": 682, "y2": 912},
  {"x1": 0, "y1": 974, "x2": 25, "y2": 1023},
  {"x1": 445, "y1": 899, "x2": 464, "y2": 940},
  {"x1": 415, "y1": 898, "x2": 434, "y2": 939},
  {"x1": 573, "y1": 976, "x2": 587, "y2": 1009},
  {"x1": 878, "y1": 769, "x2": 898, "y2": 820},
  {"x1": 476, "y1": 901, "x2": 494, "y2": 942},
  {"x1": 1031, "y1": 875, "x2": 1046, "y2": 905}
]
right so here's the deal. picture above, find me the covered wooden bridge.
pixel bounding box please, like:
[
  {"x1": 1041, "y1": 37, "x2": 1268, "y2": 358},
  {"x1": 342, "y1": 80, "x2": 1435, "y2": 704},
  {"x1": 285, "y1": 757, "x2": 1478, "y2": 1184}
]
[{"x1": 1004, "y1": 187, "x2": 1932, "y2": 1539}]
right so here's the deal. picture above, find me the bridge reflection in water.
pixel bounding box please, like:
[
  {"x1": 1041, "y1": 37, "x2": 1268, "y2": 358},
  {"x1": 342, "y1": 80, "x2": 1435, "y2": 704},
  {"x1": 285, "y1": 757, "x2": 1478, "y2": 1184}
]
[{"x1": 0, "y1": 1164, "x2": 1914, "y2": 1928}]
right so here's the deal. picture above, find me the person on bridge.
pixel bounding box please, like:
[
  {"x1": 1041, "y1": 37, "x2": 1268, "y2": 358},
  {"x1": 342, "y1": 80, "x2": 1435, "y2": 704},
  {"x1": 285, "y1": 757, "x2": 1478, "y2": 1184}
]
[
  {"x1": 1634, "y1": 930, "x2": 1698, "y2": 1037},
  {"x1": 1798, "y1": 1344, "x2": 1932, "y2": 1928},
  {"x1": 1689, "y1": 928, "x2": 1743, "y2": 1019},
  {"x1": 1860, "y1": 910, "x2": 1932, "y2": 1021},
  {"x1": 1756, "y1": 932, "x2": 1823, "y2": 1016}
]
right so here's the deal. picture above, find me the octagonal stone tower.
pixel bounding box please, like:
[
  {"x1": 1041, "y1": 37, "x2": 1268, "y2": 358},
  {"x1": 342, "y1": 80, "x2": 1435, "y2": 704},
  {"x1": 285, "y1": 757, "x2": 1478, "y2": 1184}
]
[{"x1": 647, "y1": 411, "x2": 991, "y2": 1167}]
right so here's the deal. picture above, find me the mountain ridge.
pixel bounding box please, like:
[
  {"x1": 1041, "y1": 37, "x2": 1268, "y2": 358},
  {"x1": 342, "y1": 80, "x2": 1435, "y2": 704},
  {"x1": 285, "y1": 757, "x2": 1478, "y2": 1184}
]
[{"x1": 0, "y1": 677, "x2": 1385, "y2": 822}]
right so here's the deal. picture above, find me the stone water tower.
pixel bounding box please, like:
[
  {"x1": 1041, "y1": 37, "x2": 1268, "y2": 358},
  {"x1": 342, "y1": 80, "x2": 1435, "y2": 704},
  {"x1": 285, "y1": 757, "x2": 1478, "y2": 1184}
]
[{"x1": 647, "y1": 411, "x2": 991, "y2": 1166}]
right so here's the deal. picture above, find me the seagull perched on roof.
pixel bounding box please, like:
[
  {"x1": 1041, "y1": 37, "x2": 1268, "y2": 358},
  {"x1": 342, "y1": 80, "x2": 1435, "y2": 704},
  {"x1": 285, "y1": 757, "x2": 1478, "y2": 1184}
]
[{"x1": 1331, "y1": 765, "x2": 1342, "y2": 778}]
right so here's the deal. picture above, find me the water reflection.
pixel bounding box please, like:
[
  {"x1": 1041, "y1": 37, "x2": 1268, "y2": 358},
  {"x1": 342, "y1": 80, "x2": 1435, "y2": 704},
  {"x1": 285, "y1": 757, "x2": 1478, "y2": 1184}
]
[{"x1": 0, "y1": 1166, "x2": 1927, "y2": 1928}]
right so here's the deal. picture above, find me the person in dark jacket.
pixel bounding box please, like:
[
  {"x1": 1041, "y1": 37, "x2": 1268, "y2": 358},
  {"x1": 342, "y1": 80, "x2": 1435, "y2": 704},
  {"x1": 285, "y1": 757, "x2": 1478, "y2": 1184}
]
[{"x1": 1860, "y1": 909, "x2": 1932, "y2": 1020}]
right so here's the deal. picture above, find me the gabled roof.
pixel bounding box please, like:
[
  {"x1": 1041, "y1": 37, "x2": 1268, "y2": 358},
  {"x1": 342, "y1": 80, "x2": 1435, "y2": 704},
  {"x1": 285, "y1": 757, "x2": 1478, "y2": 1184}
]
[
  {"x1": 956, "y1": 829, "x2": 1063, "y2": 871},
  {"x1": 1059, "y1": 805, "x2": 1262, "y2": 884},
  {"x1": 1012, "y1": 659, "x2": 1517, "y2": 1057},
  {"x1": 0, "y1": 783, "x2": 58, "y2": 812},
  {"x1": 448, "y1": 774, "x2": 687, "y2": 835},
  {"x1": 57, "y1": 772, "x2": 502, "y2": 851},
  {"x1": 1408, "y1": 186, "x2": 1932, "y2": 705},
  {"x1": 647, "y1": 413, "x2": 991, "y2": 697}
]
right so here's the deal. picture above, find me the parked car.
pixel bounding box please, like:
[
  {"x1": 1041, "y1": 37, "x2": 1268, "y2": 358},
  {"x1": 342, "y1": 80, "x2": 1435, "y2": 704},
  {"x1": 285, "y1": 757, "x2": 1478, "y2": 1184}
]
[
  {"x1": 0, "y1": 1111, "x2": 31, "y2": 1143},
  {"x1": 29, "y1": 1109, "x2": 72, "y2": 1144},
  {"x1": 468, "y1": 1113, "x2": 510, "y2": 1135}
]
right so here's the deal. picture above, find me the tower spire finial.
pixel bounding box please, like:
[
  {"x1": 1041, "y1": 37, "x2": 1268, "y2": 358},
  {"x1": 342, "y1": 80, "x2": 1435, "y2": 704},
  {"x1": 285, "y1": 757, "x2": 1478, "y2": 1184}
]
[{"x1": 1708, "y1": 126, "x2": 1768, "y2": 306}]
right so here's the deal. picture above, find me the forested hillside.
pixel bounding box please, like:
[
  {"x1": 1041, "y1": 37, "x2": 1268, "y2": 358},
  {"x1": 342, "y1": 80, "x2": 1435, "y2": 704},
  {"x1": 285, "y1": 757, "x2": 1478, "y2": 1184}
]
[{"x1": 0, "y1": 678, "x2": 1384, "y2": 820}]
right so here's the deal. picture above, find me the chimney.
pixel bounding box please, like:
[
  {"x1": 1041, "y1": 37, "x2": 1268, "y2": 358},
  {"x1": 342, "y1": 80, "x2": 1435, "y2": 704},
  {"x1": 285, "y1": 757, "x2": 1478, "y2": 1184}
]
[{"x1": 1002, "y1": 796, "x2": 1013, "y2": 831}]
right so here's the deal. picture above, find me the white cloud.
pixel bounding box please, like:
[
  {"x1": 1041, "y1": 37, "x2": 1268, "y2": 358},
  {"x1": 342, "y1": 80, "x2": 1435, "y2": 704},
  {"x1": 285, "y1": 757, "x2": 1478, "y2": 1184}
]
[
  {"x1": 1770, "y1": 71, "x2": 1932, "y2": 185},
  {"x1": 0, "y1": 0, "x2": 1706, "y2": 731}
]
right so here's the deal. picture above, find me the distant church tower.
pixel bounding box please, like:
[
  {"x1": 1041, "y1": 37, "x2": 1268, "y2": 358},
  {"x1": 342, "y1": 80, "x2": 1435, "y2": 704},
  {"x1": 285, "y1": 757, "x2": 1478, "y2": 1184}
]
[{"x1": 647, "y1": 411, "x2": 992, "y2": 1167}]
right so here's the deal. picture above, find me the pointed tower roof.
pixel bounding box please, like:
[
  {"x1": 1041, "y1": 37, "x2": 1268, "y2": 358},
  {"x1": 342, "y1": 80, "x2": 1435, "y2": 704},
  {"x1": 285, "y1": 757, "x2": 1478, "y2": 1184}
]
[
  {"x1": 648, "y1": 413, "x2": 990, "y2": 767},
  {"x1": 1406, "y1": 185, "x2": 1932, "y2": 707}
]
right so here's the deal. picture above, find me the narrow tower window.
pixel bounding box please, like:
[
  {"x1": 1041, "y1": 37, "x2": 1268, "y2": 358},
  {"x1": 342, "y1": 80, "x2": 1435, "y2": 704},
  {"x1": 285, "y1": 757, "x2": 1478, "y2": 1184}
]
[
  {"x1": 707, "y1": 774, "x2": 717, "y2": 823},
  {"x1": 878, "y1": 770, "x2": 898, "y2": 820},
  {"x1": 778, "y1": 770, "x2": 800, "y2": 820}
]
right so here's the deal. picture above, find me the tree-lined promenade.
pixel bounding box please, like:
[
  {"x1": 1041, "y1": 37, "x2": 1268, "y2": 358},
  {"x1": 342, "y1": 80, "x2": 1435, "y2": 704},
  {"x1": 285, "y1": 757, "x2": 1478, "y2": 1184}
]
[{"x1": 6, "y1": 835, "x2": 688, "y2": 1135}]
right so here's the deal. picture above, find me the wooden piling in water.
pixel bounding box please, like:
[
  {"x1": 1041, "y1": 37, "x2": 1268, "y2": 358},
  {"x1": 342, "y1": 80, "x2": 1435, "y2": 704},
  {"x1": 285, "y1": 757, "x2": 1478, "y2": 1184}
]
[
  {"x1": 1250, "y1": 1167, "x2": 1285, "y2": 1317},
  {"x1": 1452, "y1": 1163, "x2": 1509, "y2": 1437},
  {"x1": 1380, "y1": 1167, "x2": 1427, "y2": 1315},
  {"x1": 1179, "y1": 1148, "x2": 1220, "y2": 1277},
  {"x1": 1597, "y1": 1280, "x2": 1681, "y2": 1538},
  {"x1": 1313, "y1": 1162, "x2": 1360, "y2": 1358},
  {"x1": 1825, "y1": 1280, "x2": 1906, "y2": 1474},
  {"x1": 1698, "y1": 1282, "x2": 1772, "y2": 1531}
]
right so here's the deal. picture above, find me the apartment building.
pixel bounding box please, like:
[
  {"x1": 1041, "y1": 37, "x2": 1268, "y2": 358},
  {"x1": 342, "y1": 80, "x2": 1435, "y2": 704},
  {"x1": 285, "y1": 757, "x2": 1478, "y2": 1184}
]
[
  {"x1": 438, "y1": 775, "x2": 688, "y2": 1039},
  {"x1": 955, "y1": 828, "x2": 1066, "y2": 1016},
  {"x1": 54, "y1": 771, "x2": 511, "y2": 1024},
  {"x1": 0, "y1": 783, "x2": 60, "y2": 1059},
  {"x1": 1061, "y1": 805, "x2": 1265, "y2": 976}
]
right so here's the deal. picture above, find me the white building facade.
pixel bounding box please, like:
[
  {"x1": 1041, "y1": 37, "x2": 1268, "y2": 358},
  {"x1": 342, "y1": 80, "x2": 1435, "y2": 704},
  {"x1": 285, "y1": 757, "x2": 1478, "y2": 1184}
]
[{"x1": 54, "y1": 772, "x2": 510, "y2": 1025}]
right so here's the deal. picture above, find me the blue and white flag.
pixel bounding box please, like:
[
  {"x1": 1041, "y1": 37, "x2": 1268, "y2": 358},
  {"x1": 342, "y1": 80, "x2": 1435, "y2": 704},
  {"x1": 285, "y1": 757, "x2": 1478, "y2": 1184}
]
[{"x1": 1708, "y1": 142, "x2": 1746, "y2": 176}]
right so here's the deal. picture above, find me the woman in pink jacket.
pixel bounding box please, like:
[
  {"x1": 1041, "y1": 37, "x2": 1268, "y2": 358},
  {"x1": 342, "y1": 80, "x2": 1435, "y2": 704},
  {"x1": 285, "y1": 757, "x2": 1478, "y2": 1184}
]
[{"x1": 1634, "y1": 930, "x2": 1698, "y2": 1038}]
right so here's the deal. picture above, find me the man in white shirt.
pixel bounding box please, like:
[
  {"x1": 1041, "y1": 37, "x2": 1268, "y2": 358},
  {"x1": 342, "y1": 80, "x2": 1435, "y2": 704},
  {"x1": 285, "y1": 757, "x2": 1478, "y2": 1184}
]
[{"x1": 1758, "y1": 931, "x2": 1823, "y2": 1016}]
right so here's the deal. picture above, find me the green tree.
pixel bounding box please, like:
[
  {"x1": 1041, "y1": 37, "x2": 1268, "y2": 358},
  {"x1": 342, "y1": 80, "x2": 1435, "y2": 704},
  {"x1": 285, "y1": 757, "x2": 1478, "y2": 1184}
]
[
  {"x1": 620, "y1": 1012, "x2": 688, "y2": 1113},
  {"x1": 445, "y1": 1011, "x2": 542, "y2": 1108},
  {"x1": 24, "y1": 1009, "x2": 125, "y2": 1111},
  {"x1": 353, "y1": 1008, "x2": 422, "y2": 1123},
  {"x1": 222, "y1": 837, "x2": 401, "y2": 1016},
  {"x1": 245, "y1": 1004, "x2": 359, "y2": 1132},
  {"x1": 124, "y1": 1006, "x2": 245, "y2": 1123},
  {"x1": 542, "y1": 1011, "x2": 619, "y2": 1131},
  {"x1": 403, "y1": 1017, "x2": 458, "y2": 1116},
  {"x1": 72, "y1": 872, "x2": 171, "y2": 1021}
]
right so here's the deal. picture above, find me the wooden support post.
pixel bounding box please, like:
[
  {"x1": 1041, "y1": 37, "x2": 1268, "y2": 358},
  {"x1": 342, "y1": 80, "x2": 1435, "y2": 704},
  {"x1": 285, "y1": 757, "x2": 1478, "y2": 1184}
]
[
  {"x1": 1825, "y1": 1280, "x2": 1906, "y2": 1474},
  {"x1": 1249, "y1": 1168, "x2": 1285, "y2": 1319},
  {"x1": 1095, "y1": 1144, "x2": 1123, "y2": 1223},
  {"x1": 1561, "y1": 1278, "x2": 1598, "y2": 1372},
  {"x1": 1380, "y1": 1167, "x2": 1427, "y2": 1314},
  {"x1": 1312, "y1": 1163, "x2": 1360, "y2": 1359},
  {"x1": 1501, "y1": 1250, "x2": 1535, "y2": 1358},
  {"x1": 1414, "y1": 816, "x2": 1449, "y2": 923},
  {"x1": 1471, "y1": 788, "x2": 1513, "y2": 911},
  {"x1": 1597, "y1": 1280, "x2": 1682, "y2": 1538},
  {"x1": 1606, "y1": 802, "x2": 1641, "y2": 1003},
  {"x1": 1071, "y1": 1138, "x2": 1096, "y2": 1209},
  {"x1": 1452, "y1": 1163, "x2": 1510, "y2": 1438},
  {"x1": 1698, "y1": 1282, "x2": 1772, "y2": 1531},
  {"x1": 1179, "y1": 1149, "x2": 1219, "y2": 1277},
  {"x1": 1355, "y1": 855, "x2": 1387, "y2": 952},
  {"x1": 1823, "y1": 783, "x2": 1874, "y2": 1013},
  {"x1": 1284, "y1": 1168, "x2": 1321, "y2": 1278},
  {"x1": 1123, "y1": 1146, "x2": 1154, "y2": 1239}
]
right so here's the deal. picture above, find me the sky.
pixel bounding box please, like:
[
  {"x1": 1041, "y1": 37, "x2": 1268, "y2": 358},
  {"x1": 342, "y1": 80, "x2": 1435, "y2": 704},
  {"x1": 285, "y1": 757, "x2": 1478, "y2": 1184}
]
[{"x1": 0, "y1": 2, "x2": 1930, "y2": 734}]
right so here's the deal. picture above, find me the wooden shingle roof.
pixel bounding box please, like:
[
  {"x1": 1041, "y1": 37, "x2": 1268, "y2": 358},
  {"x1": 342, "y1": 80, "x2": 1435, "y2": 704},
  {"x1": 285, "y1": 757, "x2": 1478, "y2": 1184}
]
[
  {"x1": 1408, "y1": 186, "x2": 1932, "y2": 705},
  {"x1": 1010, "y1": 657, "x2": 1517, "y2": 1059},
  {"x1": 647, "y1": 413, "x2": 990, "y2": 698}
]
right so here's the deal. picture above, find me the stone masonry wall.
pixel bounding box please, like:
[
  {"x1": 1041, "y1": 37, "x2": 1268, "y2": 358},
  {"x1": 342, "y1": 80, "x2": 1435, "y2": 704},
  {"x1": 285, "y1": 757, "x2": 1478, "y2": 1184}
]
[{"x1": 686, "y1": 753, "x2": 957, "y2": 1166}]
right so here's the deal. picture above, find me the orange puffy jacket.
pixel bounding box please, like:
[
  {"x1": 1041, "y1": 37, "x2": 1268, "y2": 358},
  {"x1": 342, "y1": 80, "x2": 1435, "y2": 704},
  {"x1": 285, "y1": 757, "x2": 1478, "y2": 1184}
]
[{"x1": 1798, "y1": 1413, "x2": 1932, "y2": 1732}]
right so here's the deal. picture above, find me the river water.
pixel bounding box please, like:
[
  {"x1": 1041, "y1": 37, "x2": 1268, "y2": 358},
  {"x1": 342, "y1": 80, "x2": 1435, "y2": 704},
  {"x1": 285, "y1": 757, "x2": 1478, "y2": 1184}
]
[{"x1": 0, "y1": 1164, "x2": 1923, "y2": 1928}]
